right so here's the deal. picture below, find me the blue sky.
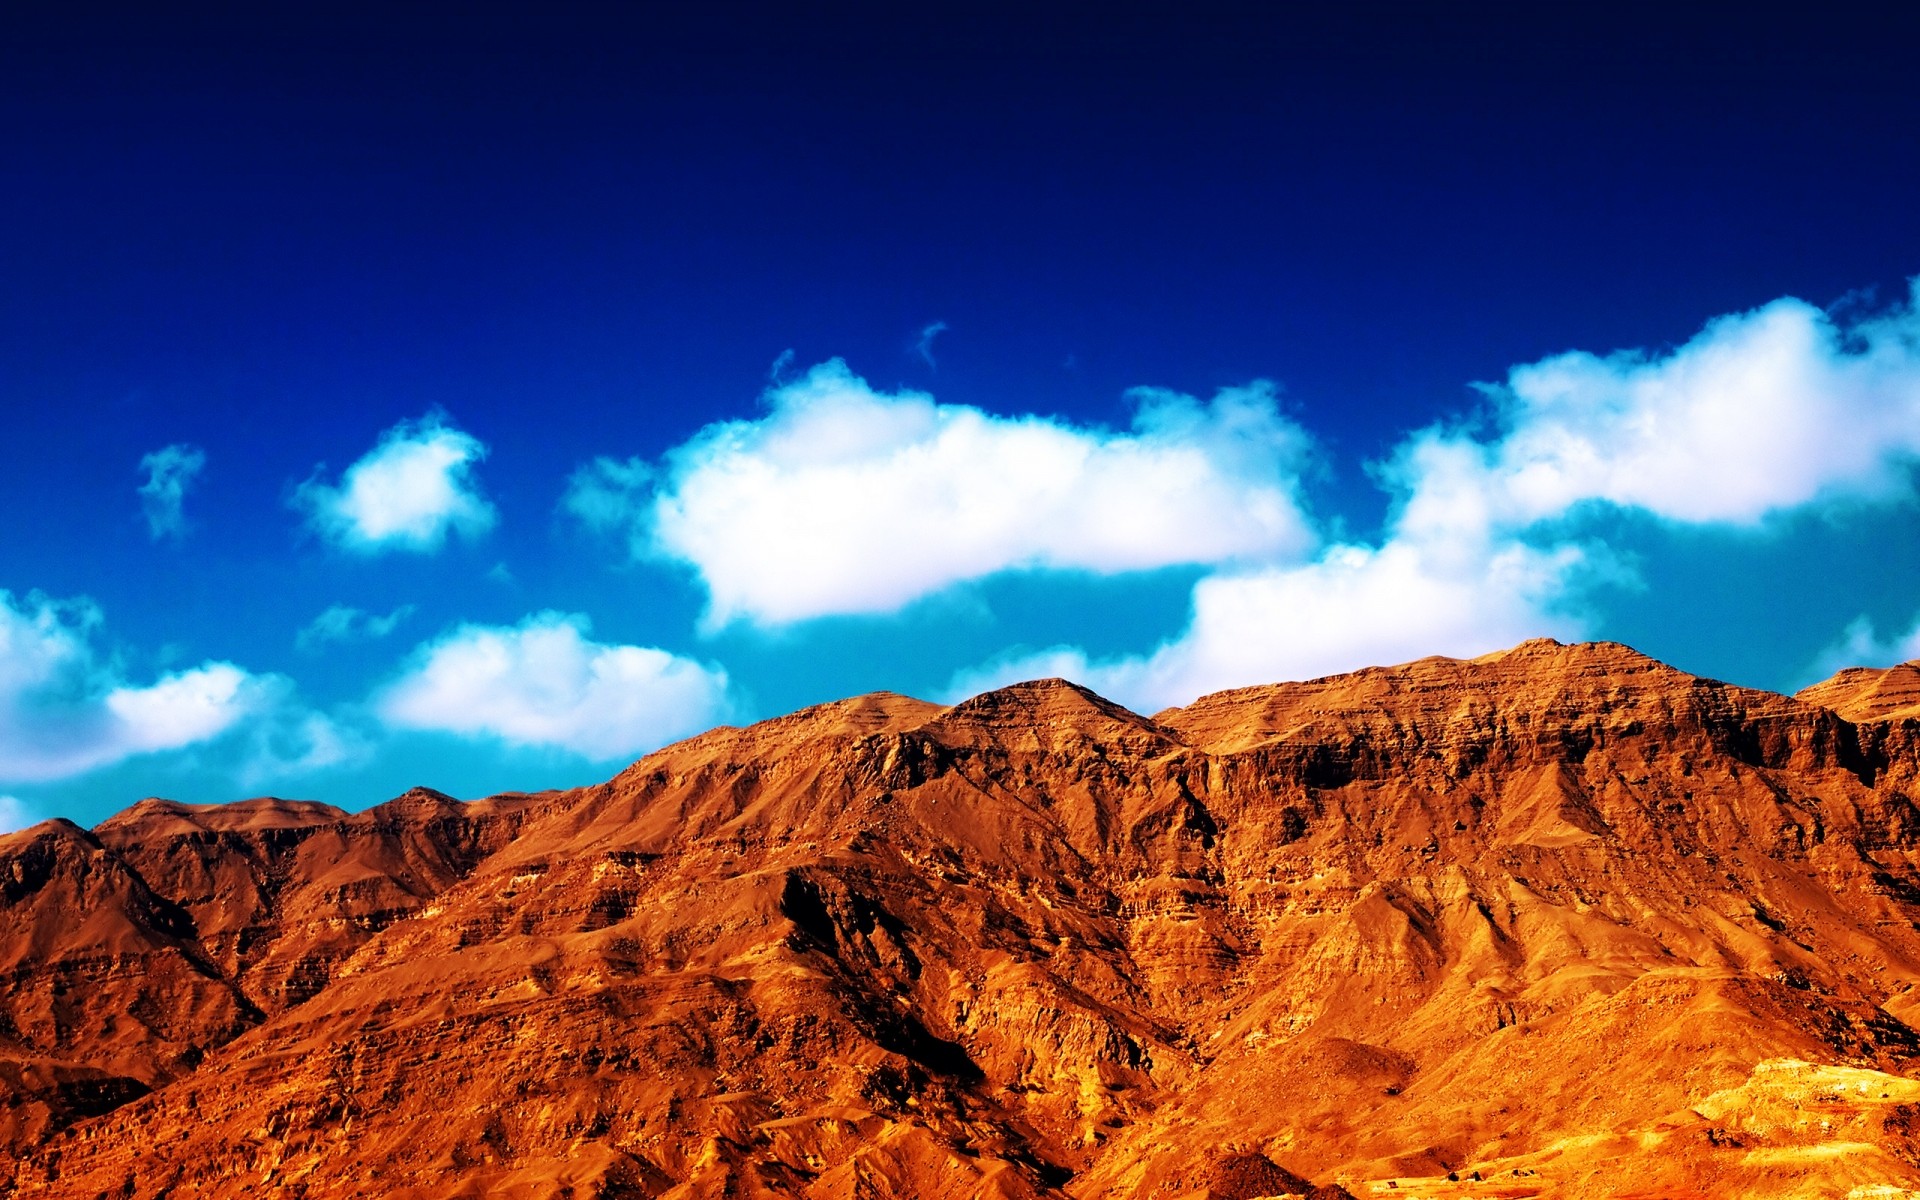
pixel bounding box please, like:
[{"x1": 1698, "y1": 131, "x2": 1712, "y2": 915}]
[{"x1": 5, "y1": 4, "x2": 1920, "y2": 827}]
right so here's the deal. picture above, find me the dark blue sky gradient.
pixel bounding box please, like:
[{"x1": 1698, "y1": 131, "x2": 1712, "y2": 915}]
[{"x1": 4, "y1": 3, "x2": 1919, "y2": 819}]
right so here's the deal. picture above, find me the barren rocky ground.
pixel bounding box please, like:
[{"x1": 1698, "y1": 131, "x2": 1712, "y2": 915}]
[{"x1": 7, "y1": 639, "x2": 1920, "y2": 1198}]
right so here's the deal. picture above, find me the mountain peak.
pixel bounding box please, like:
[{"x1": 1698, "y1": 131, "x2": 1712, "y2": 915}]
[
  {"x1": 941, "y1": 675, "x2": 1135, "y2": 723},
  {"x1": 1798, "y1": 660, "x2": 1920, "y2": 723},
  {"x1": 95, "y1": 796, "x2": 350, "y2": 838},
  {"x1": 1468, "y1": 636, "x2": 1662, "y2": 669},
  {"x1": 929, "y1": 676, "x2": 1174, "y2": 757}
]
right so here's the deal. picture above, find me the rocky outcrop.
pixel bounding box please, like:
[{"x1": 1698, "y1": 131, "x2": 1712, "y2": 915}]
[{"x1": 6, "y1": 641, "x2": 1920, "y2": 1197}]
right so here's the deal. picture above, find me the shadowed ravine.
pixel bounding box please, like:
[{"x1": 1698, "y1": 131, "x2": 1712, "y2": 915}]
[{"x1": 8, "y1": 639, "x2": 1920, "y2": 1198}]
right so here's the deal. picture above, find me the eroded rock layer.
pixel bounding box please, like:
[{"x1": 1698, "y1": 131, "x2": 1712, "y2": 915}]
[{"x1": 6, "y1": 640, "x2": 1920, "y2": 1198}]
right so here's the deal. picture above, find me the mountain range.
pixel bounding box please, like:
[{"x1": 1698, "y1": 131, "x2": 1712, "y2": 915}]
[{"x1": 7, "y1": 639, "x2": 1920, "y2": 1198}]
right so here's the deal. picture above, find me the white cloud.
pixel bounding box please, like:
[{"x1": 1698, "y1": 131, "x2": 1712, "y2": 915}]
[
  {"x1": 623, "y1": 360, "x2": 1318, "y2": 628},
  {"x1": 1805, "y1": 614, "x2": 1920, "y2": 684},
  {"x1": 294, "y1": 413, "x2": 497, "y2": 553},
  {"x1": 0, "y1": 590, "x2": 283, "y2": 783},
  {"x1": 137, "y1": 443, "x2": 206, "y2": 540},
  {"x1": 295, "y1": 603, "x2": 415, "y2": 652},
  {"x1": 1427, "y1": 287, "x2": 1920, "y2": 529},
  {"x1": 0, "y1": 795, "x2": 37, "y2": 834},
  {"x1": 945, "y1": 646, "x2": 1102, "y2": 702},
  {"x1": 947, "y1": 534, "x2": 1593, "y2": 712},
  {"x1": 949, "y1": 284, "x2": 1920, "y2": 711},
  {"x1": 104, "y1": 663, "x2": 260, "y2": 754},
  {"x1": 233, "y1": 702, "x2": 369, "y2": 785},
  {"x1": 376, "y1": 612, "x2": 731, "y2": 759}
]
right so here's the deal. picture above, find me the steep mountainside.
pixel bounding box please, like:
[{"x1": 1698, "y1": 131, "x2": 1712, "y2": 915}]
[{"x1": 6, "y1": 640, "x2": 1920, "y2": 1198}]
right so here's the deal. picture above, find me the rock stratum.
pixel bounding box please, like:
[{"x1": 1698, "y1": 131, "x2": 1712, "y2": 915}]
[{"x1": 7, "y1": 640, "x2": 1920, "y2": 1198}]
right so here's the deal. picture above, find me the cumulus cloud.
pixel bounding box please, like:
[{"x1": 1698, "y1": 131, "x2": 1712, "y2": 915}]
[
  {"x1": 0, "y1": 589, "x2": 284, "y2": 782},
  {"x1": 948, "y1": 533, "x2": 1594, "y2": 711},
  {"x1": 376, "y1": 612, "x2": 731, "y2": 759},
  {"x1": 948, "y1": 284, "x2": 1920, "y2": 711},
  {"x1": 296, "y1": 604, "x2": 415, "y2": 652},
  {"x1": 1421, "y1": 287, "x2": 1920, "y2": 529},
  {"x1": 615, "y1": 360, "x2": 1318, "y2": 628},
  {"x1": 294, "y1": 413, "x2": 497, "y2": 553},
  {"x1": 137, "y1": 443, "x2": 206, "y2": 540},
  {"x1": 103, "y1": 663, "x2": 262, "y2": 754}
]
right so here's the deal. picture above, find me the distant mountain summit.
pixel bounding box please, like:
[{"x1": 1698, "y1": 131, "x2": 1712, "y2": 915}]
[
  {"x1": 1799, "y1": 659, "x2": 1920, "y2": 723},
  {"x1": 8, "y1": 641, "x2": 1920, "y2": 1198}
]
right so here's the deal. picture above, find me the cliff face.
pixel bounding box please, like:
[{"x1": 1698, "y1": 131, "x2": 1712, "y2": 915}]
[{"x1": 6, "y1": 640, "x2": 1920, "y2": 1198}]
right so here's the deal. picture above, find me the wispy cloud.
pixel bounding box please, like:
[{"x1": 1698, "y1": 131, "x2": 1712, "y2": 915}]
[
  {"x1": 914, "y1": 320, "x2": 948, "y2": 369},
  {"x1": 295, "y1": 604, "x2": 416, "y2": 653},
  {"x1": 768, "y1": 347, "x2": 797, "y2": 383},
  {"x1": 1805, "y1": 614, "x2": 1920, "y2": 685},
  {"x1": 293, "y1": 413, "x2": 497, "y2": 554},
  {"x1": 231, "y1": 700, "x2": 369, "y2": 784},
  {"x1": 376, "y1": 612, "x2": 730, "y2": 759},
  {"x1": 0, "y1": 794, "x2": 38, "y2": 834},
  {"x1": 137, "y1": 443, "x2": 206, "y2": 541},
  {"x1": 561, "y1": 456, "x2": 652, "y2": 533},
  {"x1": 611, "y1": 359, "x2": 1317, "y2": 628}
]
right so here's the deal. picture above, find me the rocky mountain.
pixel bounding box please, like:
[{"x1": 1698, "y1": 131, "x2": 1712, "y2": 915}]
[{"x1": 6, "y1": 639, "x2": 1920, "y2": 1198}]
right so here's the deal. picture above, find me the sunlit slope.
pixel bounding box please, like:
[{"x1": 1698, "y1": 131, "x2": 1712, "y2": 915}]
[{"x1": 5, "y1": 640, "x2": 1920, "y2": 1197}]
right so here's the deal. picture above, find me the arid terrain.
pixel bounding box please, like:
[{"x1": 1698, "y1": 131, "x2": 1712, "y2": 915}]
[{"x1": 7, "y1": 639, "x2": 1920, "y2": 1198}]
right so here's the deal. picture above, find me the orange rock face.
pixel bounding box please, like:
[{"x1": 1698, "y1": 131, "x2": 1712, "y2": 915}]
[
  {"x1": 1798, "y1": 661, "x2": 1920, "y2": 723},
  {"x1": 6, "y1": 640, "x2": 1920, "y2": 1198}
]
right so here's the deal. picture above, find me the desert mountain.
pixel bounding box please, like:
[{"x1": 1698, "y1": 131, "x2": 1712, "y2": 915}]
[
  {"x1": 1798, "y1": 661, "x2": 1920, "y2": 724},
  {"x1": 6, "y1": 640, "x2": 1920, "y2": 1198}
]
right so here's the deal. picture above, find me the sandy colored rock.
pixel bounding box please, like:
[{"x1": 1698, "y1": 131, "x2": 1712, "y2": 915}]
[
  {"x1": 5, "y1": 640, "x2": 1920, "y2": 1197},
  {"x1": 1799, "y1": 660, "x2": 1920, "y2": 723}
]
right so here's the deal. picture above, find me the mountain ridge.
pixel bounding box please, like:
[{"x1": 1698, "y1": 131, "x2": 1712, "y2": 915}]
[{"x1": 6, "y1": 640, "x2": 1920, "y2": 1197}]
